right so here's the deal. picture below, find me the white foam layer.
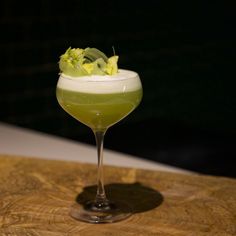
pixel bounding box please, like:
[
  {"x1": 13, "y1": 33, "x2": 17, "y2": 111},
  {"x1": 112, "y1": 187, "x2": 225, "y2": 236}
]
[{"x1": 57, "y1": 69, "x2": 142, "y2": 94}]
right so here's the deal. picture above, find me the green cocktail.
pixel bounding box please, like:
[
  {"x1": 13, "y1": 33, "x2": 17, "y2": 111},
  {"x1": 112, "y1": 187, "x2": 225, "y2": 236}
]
[
  {"x1": 56, "y1": 47, "x2": 143, "y2": 223},
  {"x1": 56, "y1": 88, "x2": 142, "y2": 131}
]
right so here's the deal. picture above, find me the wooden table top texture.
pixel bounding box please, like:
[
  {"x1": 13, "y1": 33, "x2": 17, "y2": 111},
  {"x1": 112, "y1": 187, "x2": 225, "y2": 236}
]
[{"x1": 0, "y1": 155, "x2": 235, "y2": 236}]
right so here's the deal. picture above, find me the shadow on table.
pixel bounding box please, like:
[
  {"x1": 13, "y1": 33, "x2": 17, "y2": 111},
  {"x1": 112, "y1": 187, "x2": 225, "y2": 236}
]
[{"x1": 75, "y1": 182, "x2": 163, "y2": 213}]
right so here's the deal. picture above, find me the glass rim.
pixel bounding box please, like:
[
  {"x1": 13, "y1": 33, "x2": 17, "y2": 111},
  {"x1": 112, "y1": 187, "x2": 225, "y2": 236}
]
[{"x1": 59, "y1": 69, "x2": 139, "y2": 82}]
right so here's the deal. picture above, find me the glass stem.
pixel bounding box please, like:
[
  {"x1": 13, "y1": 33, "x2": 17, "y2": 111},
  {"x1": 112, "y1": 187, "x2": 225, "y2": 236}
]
[{"x1": 94, "y1": 129, "x2": 108, "y2": 205}]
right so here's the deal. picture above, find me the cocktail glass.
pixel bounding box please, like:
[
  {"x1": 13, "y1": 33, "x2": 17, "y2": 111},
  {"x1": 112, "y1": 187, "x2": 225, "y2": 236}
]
[{"x1": 56, "y1": 69, "x2": 142, "y2": 223}]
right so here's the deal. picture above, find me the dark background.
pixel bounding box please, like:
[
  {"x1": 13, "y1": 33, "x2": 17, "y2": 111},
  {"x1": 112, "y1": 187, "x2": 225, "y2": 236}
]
[{"x1": 1, "y1": 1, "x2": 236, "y2": 177}]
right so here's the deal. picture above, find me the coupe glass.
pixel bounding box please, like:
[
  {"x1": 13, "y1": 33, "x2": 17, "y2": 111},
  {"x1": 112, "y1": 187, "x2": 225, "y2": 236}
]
[{"x1": 56, "y1": 69, "x2": 142, "y2": 223}]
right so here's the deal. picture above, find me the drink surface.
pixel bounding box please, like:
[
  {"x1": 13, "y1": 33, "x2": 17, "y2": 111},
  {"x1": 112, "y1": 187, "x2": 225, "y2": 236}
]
[{"x1": 56, "y1": 69, "x2": 142, "y2": 130}]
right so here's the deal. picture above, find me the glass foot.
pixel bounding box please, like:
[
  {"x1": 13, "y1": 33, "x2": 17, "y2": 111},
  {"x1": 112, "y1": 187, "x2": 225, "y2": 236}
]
[{"x1": 69, "y1": 200, "x2": 132, "y2": 223}]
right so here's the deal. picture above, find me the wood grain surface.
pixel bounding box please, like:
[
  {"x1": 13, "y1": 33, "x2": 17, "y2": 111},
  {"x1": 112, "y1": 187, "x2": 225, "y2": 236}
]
[{"x1": 0, "y1": 155, "x2": 235, "y2": 236}]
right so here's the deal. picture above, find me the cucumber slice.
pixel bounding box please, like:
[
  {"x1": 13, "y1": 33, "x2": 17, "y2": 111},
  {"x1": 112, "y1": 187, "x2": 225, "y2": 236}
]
[{"x1": 84, "y1": 48, "x2": 108, "y2": 62}]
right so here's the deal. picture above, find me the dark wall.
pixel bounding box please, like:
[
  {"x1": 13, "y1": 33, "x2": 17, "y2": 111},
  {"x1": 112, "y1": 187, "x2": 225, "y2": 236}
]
[{"x1": 1, "y1": 1, "x2": 236, "y2": 177}]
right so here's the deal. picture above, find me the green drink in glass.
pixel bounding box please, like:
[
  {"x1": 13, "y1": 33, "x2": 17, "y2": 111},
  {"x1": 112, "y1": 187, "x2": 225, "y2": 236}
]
[
  {"x1": 57, "y1": 70, "x2": 142, "y2": 131},
  {"x1": 56, "y1": 48, "x2": 143, "y2": 223}
]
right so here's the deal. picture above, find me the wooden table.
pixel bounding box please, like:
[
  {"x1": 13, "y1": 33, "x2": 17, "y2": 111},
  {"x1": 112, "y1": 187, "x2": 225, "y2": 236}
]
[{"x1": 0, "y1": 155, "x2": 235, "y2": 235}]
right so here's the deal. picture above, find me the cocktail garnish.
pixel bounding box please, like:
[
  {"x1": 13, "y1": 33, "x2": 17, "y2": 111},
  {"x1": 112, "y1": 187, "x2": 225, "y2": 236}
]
[{"x1": 59, "y1": 47, "x2": 118, "y2": 77}]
